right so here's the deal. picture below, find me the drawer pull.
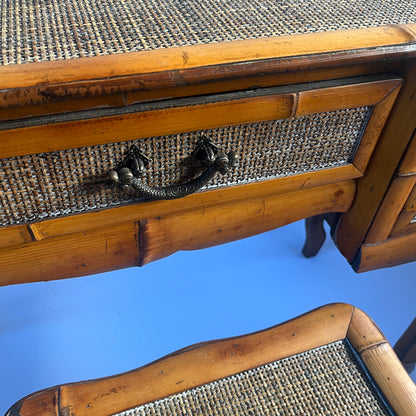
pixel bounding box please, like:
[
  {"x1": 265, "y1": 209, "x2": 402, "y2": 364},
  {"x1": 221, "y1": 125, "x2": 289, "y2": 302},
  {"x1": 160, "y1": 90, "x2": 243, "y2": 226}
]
[{"x1": 107, "y1": 137, "x2": 238, "y2": 200}]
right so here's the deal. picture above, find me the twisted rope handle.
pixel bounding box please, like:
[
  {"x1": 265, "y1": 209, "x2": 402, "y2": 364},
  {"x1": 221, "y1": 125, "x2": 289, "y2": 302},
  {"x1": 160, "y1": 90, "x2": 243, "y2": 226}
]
[{"x1": 107, "y1": 140, "x2": 238, "y2": 201}]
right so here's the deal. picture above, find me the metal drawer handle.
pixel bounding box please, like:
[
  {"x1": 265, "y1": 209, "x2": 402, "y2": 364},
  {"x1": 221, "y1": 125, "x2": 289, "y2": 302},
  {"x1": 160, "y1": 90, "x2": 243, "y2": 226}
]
[{"x1": 107, "y1": 136, "x2": 239, "y2": 200}]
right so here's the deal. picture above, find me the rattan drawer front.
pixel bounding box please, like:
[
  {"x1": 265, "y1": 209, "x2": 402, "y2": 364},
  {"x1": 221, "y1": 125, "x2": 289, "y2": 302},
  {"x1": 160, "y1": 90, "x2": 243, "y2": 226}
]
[
  {"x1": 0, "y1": 76, "x2": 401, "y2": 228},
  {"x1": 0, "y1": 107, "x2": 369, "y2": 227}
]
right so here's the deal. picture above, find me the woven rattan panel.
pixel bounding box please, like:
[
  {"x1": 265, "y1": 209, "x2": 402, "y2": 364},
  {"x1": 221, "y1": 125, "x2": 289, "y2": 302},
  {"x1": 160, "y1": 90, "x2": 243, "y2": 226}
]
[
  {"x1": 113, "y1": 340, "x2": 392, "y2": 416},
  {"x1": 2, "y1": 0, "x2": 416, "y2": 65},
  {"x1": 0, "y1": 107, "x2": 370, "y2": 227}
]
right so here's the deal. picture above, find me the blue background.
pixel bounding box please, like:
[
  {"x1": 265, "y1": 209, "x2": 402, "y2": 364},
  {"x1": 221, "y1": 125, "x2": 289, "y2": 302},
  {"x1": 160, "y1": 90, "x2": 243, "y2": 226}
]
[{"x1": 0, "y1": 220, "x2": 415, "y2": 413}]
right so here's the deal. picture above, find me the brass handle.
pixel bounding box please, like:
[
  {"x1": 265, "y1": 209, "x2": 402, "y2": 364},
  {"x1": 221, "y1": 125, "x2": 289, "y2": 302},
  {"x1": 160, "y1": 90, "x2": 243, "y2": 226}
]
[{"x1": 107, "y1": 137, "x2": 238, "y2": 200}]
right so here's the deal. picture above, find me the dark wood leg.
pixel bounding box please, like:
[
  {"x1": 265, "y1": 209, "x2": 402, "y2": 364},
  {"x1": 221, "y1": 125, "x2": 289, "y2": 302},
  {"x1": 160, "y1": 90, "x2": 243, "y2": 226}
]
[
  {"x1": 394, "y1": 317, "x2": 416, "y2": 374},
  {"x1": 302, "y1": 214, "x2": 326, "y2": 258}
]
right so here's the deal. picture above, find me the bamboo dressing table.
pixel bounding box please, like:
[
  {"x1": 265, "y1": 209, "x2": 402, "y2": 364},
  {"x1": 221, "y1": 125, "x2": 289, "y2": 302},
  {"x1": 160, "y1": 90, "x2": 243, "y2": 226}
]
[
  {"x1": 1, "y1": 1, "x2": 416, "y2": 282},
  {"x1": 1, "y1": 1, "x2": 416, "y2": 414}
]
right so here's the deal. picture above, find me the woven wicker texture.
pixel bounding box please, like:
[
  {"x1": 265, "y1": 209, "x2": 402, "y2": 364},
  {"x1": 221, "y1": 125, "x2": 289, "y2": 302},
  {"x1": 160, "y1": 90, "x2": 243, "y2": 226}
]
[
  {"x1": 0, "y1": 107, "x2": 370, "y2": 227},
  {"x1": 113, "y1": 340, "x2": 392, "y2": 416},
  {"x1": 1, "y1": 0, "x2": 416, "y2": 65}
]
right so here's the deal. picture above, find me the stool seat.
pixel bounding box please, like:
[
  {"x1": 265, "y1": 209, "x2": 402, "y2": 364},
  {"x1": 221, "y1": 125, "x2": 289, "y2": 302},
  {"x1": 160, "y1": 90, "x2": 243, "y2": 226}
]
[{"x1": 6, "y1": 304, "x2": 416, "y2": 416}]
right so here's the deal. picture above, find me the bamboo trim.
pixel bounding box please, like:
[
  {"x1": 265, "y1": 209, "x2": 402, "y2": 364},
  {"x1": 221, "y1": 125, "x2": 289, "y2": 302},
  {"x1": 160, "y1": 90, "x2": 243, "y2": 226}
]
[
  {"x1": 390, "y1": 212, "x2": 416, "y2": 237},
  {"x1": 138, "y1": 181, "x2": 355, "y2": 266},
  {"x1": 0, "y1": 25, "x2": 415, "y2": 91},
  {"x1": 0, "y1": 77, "x2": 400, "y2": 159},
  {"x1": 364, "y1": 176, "x2": 416, "y2": 243},
  {"x1": 0, "y1": 179, "x2": 356, "y2": 286},
  {"x1": 0, "y1": 94, "x2": 126, "y2": 121},
  {"x1": 0, "y1": 94, "x2": 293, "y2": 159},
  {"x1": 0, "y1": 53, "x2": 402, "y2": 113},
  {"x1": 360, "y1": 343, "x2": 416, "y2": 416},
  {"x1": 7, "y1": 389, "x2": 59, "y2": 416},
  {"x1": 347, "y1": 308, "x2": 416, "y2": 416},
  {"x1": 398, "y1": 130, "x2": 416, "y2": 176},
  {"x1": 355, "y1": 230, "x2": 416, "y2": 272},
  {"x1": 0, "y1": 222, "x2": 140, "y2": 287},
  {"x1": 8, "y1": 304, "x2": 353, "y2": 416},
  {"x1": 352, "y1": 82, "x2": 402, "y2": 173},
  {"x1": 335, "y1": 62, "x2": 416, "y2": 262},
  {"x1": 0, "y1": 224, "x2": 33, "y2": 249},
  {"x1": 295, "y1": 78, "x2": 401, "y2": 117},
  {"x1": 0, "y1": 165, "x2": 361, "y2": 247},
  {"x1": 403, "y1": 185, "x2": 416, "y2": 212},
  {"x1": 9, "y1": 304, "x2": 416, "y2": 416}
]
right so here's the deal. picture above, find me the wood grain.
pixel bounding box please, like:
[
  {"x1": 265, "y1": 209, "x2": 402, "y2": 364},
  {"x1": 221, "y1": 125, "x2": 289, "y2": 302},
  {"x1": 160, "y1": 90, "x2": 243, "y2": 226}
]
[
  {"x1": 0, "y1": 223, "x2": 140, "y2": 286},
  {"x1": 395, "y1": 318, "x2": 416, "y2": 373},
  {"x1": 352, "y1": 83, "x2": 402, "y2": 173},
  {"x1": 354, "y1": 230, "x2": 416, "y2": 272},
  {"x1": 0, "y1": 179, "x2": 355, "y2": 286},
  {"x1": 0, "y1": 165, "x2": 360, "y2": 245},
  {"x1": 360, "y1": 343, "x2": 416, "y2": 416},
  {"x1": 9, "y1": 304, "x2": 416, "y2": 416},
  {"x1": 295, "y1": 78, "x2": 401, "y2": 116},
  {"x1": 0, "y1": 224, "x2": 33, "y2": 249},
  {"x1": 398, "y1": 129, "x2": 416, "y2": 176},
  {"x1": 0, "y1": 77, "x2": 399, "y2": 159},
  {"x1": 138, "y1": 181, "x2": 355, "y2": 266},
  {"x1": 1, "y1": 25, "x2": 414, "y2": 92},
  {"x1": 125, "y1": 62, "x2": 400, "y2": 107},
  {"x1": 364, "y1": 176, "x2": 416, "y2": 243},
  {"x1": 390, "y1": 212, "x2": 416, "y2": 237},
  {"x1": 335, "y1": 62, "x2": 416, "y2": 262},
  {"x1": 0, "y1": 56, "x2": 400, "y2": 115},
  {"x1": 348, "y1": 307, "x2": 416, "y2": 416},
  {"x1": 403, "y1": 185, "x2": 416, "y2": 212},
  {"x1": 7, "y1": 304, "x2": 353, "y2": 416},
  {"x1": 0, "y1": 94, "x2": 126, "y2": 121},
  {"x1": 347, "y1": 307, "x2": 386, "y2": 353},
  {"x1": 5, "y1": 388, "x2": 59, "y2": 416}
]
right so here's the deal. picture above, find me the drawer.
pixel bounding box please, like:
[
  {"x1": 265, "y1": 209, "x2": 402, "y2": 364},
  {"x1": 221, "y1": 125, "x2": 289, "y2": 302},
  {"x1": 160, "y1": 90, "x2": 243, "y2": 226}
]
[
  {"x1": 0, "y1": 75, "x2": 403, "y2": 283},
  {"x1": 0, "y1": 75, "x2": 401, "y2": 226},
  {"x1": 351, "y1": 129, "x2": 416, "y2": 271}
]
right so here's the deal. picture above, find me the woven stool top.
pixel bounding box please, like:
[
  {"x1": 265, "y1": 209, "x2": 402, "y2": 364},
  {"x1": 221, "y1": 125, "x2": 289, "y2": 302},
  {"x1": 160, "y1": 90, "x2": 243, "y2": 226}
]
[
  {"x1": 113, "y1": 340, "x2": 393, "y2": 416},
  {"x1": 2, "y1": 0, "x2": 416, "y2": 66}
]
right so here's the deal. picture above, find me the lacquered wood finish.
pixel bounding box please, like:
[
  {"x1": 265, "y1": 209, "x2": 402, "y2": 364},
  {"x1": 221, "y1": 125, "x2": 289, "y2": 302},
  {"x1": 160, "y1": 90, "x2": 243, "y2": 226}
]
[
  {"x1": 7, "y1": 304, "x2": 416, "y2": 416},
  {"x1": 347, "y1": 308, "x2": 416, "y2": 416},
  {"x1": 138, "y1": 181, "x2": 355, "y2": 266},
  {"x1": 335, "y1": 62, "x2": 416, "y2": 262},
  {"x1": 351, "y1": 94, "x2": 416, "y2": 269},
  {"x1": 0, "y1": 76, "x2": 400, "y2": 159},
  {"x1": 0, "y1": 24, "x2": 414, "y2": 102},
  {"x1": 0, "y1": 179, "x2": 355, "y2": 286},
  {"x1": 1, "y1": 21, "x2": 416, "y2": 279},
  {"x1": 354, "y1": 231, "x2": 416, "y2": 272},
  {"x1": 0, "y1": 165, "x2": 360, "y2": 250},
  {"x1": 0, "y1": 71, "x2": 399, "y2": 284},
  {"x1": 364, "y1": 176, "x2": 416, "y2": 243}
]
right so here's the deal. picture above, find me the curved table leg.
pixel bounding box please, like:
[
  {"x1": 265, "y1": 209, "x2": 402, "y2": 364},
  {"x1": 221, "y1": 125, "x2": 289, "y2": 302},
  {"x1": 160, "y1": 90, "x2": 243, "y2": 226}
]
[{"x1": 302, "y1": 214, "x2": 327, "y2": 258}]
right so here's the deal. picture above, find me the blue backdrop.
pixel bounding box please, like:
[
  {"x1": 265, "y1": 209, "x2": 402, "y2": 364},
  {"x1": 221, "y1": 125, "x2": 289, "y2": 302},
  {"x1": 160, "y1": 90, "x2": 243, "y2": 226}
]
[{"x1": 0, "y1": 220, "x2": 415, "y2": 413}]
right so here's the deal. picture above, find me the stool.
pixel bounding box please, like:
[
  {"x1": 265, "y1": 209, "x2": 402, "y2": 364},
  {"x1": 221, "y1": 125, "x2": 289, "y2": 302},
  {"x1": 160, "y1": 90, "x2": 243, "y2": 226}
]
[{"x1": 7, "y1": 304, "x2": 416, "y2": 416}]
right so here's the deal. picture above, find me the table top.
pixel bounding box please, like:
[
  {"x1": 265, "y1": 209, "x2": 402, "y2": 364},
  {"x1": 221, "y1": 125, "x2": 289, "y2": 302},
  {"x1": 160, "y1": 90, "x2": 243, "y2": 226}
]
[{"x1": 2, "y1": 0, "x2": 416, "y2": 66}]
